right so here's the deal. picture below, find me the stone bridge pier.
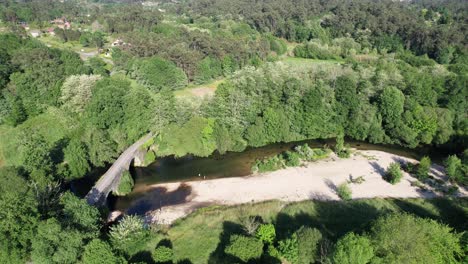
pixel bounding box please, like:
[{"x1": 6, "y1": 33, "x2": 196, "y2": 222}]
[{"x1": 86, "y1": 134, "x2": 153, "y2": 206}]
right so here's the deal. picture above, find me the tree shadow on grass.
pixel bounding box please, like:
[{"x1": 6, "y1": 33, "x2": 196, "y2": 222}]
[
  {"x1": 274, "y1": 200, "x2": 387, "y2": 241},
  {"x1": 208, "y1": 221, "x2": 245, "y2": 264},
  {"x1": 130, "y1": 250, "x2": 154, "y2": 264}
]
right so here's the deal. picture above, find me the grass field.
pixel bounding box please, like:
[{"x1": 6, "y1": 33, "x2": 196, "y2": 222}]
[{"x1": 132, "y1": 197, "x2": 467, "y2": 264}]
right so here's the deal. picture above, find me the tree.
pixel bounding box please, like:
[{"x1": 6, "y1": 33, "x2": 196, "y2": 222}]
[
  {"x1": 297, "y1": 226, "x2": 322, "y2": 264},
  {"x1": 59, "y1": 192, "x2": 100, "y2": 236},
  {"x1": 31, "y1": 218, "x2": 86, "y2": 264},
  {"x1": 130, "y1": 57, "x2": 188, "y2": 92},
  {"x1": 385, "y1": 162, "x2": 403, "y2": 184},
  {"x1": 417, "y1": 156, "x2": 431, "y2": 180},
  {"x1": 331, "y1": 233, "x2": 374, "y2": 264},
  {"x1": 224, "y1": 235, "x2": 263, "y2": 262},
  {"x1": 278, "y1": 233, "x2": 299, "y2": 263},
  {"x1": 256, "y1": 224, "x2": 276, "y2": 244},
  {"x1": 371, "y1": 213, "x2": 462, "y2": 264},
  {"x1": 60, "y1": 75, "x2": 101, "y2": 114},
  {"x1": 85, "y1": 78, "x2": 128, "y2": 129},
  {"x1": 0, "y1": 167, "x2": 39, "y2": 262},
  {"x1": 82, "y1": 239, "x2": 120, "y2": 264},
  {"x1": 379, "y1": 86, "x2": 405, "y2": 127},
  {"x1": 444, "y1": 155, "x2": 462, "y2": 182},
  {"x1": 109, "y1": 215, "x2": 149, "y2": 256},
  {"x1": 19, "y1": 132, "x2": 54, "y2": 180},
  {"x1": 63, "y1": 138, "x2": 90, "y2": 180}
]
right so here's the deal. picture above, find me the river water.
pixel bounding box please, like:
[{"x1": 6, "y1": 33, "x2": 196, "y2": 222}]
[{"x1": 109, "y1": 139, "x2": 435, "y2": 212}]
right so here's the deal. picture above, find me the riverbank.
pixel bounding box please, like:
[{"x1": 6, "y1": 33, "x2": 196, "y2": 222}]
[{"x1": 123, "y1": 150, "x2": 467, "y2": 224}]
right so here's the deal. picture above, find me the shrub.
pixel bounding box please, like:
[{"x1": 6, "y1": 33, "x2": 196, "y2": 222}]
[
  {"x1": 417, "y1": 156, "x2": 431, "y2": 180},
  {"x1": 331, "y1": 233, "x2": 374, "y2": 264},
  {"x1": 256, "y1": 224, "x2": 276, "y2": 244},
  {"x1": 114, "y1": 171, "x2": 134, "y2": 196},
  {"x1": 152, "y1": 246, "x2": 173, "y2": 263},
  {"x1": 284, "y1": 151, "x2": 301, "y2": 167},
  {"x1": 444, "y1": 155, "x2": 462, "y2": 182},
  {"x1": 278, "y1": 233, "x2": 299, "y2": 263},
  {"x1": 297, "y1": 227, "x2": 322, "y2": 264},
  {"x1": 252, "y1": 155, "x2": 284, "y2": 173},
  {"x1": 144, "y1": 150, "x2": 156, "y2": 166},
  {"x1": 109, "y1": 215, "x2": 149, "y2": 256},
  {"x1": 224, "y1": 235, "x2": 263, "y2": 262},
  {"x1": 337, "y1": 183, "x2": 352, "y2": 201},
  {"x1": 386, "y1": 162, "x2": 403, "y2": 184}
]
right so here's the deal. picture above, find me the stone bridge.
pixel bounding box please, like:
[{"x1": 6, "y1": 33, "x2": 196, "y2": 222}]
[{"x1": 86, "y1": 133, "x2": 153, "y2": 206}]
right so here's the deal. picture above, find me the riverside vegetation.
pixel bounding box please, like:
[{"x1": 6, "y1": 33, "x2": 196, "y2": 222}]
[{"x1": 0, "y1": 0, "x2": 467, "y2": 263}]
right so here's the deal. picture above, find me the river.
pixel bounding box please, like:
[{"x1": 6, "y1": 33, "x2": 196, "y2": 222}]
[{"x1": 108, "y1": 138, "x2": 438, "y2": 212}]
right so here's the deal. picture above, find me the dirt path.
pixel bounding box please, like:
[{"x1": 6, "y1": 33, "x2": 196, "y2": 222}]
[{"x1": 124, "y1": 150, "x2": 467, "y2": 224}]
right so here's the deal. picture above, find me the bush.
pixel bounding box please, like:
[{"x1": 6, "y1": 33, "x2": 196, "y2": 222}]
[
  {"x1": 297, "y1": 227, "x2": 322, "y2": 264},
  {"x1": 256, "y1": 224, "x2": 276, "y2": 244},
  {"x1": 284, "y1": 151, "x2": 301, "y2": 167},
  {"x1": 331, "y1": 233, "x2": 374, "y2": 264},
  {"x1": 224, "y1": 235, "x2": 263, "y2": 262},
  {"x1": 386, "y1": 162, "x2": 403, "y2": 184},
  {"x1": 337, "y1": 183, "x2": 352, "y2": 201},
  {"x1": 152, "y1": 246, "x2": 173, "y2": 263},
  {"x1": 278, "y1": 233, "x2": 299, "y2": 263},
  {"x1": 444, "y1": 155, "x2": 462, "y2": 182},
  {"x1": 417, "y1": 156, "x2": 431, "y2": 180},
  {"x1": 114, "y1": 171, "x2": 134, "y2": 196},
  {"x1": 252, "y1": 155, "x2": 284, "y2": 173}
]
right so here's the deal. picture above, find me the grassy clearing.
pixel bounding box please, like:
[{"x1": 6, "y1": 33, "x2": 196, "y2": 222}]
[
  {"x1": 0, "y1": 108, "x2": 74, "y2": 166},
  {"x1": 38, "y1": 35, "x2": 96, "y2": 53},
  {"x1": 137, "y1": 198, "x2": 468, "y2": 264},
  {"x1": 174, "y1": 78, "x2": 224, "y2": 99}
]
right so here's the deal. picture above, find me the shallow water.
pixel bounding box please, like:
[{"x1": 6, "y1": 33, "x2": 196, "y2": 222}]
[{"x1": 110, "y1": 138, "x2": 428, "y2": 212}]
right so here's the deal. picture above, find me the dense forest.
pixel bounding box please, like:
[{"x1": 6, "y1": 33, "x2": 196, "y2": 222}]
[{"x1": 0, "y1": 0, "x2": 467, "y2": 263}]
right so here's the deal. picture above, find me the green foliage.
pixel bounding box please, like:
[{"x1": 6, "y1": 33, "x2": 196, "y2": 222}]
[
  {"x1": 331, "y1": 232, "x2": 374, "y2": 264},
  {"x1": 278, "y1": 233, "x2": 299, "y2": 263},
  {"x1": 131, "y1": 57, "x2": 188, "y2": 92},
  {"x1": 444, "y1": 155, "x2": 462, "y2": 182},
  {"x1": 370, "y1": 213, "x2": 462, "y2": 264},
  {"x1": 85, "y1": 78, "x2": 128, "y2": 129},
  {"x1": 283, "y1": 151, "x2": 301, "y2": 167},
  {"x1": 31, "y1": 218, "x2": 89, "y2": 264},
  {"x1": 59, "y1": 192, "x2": 100, "y2": 236},
  {"x1": 379, "y1": 86, "x2": 405, "y2": 126},
  {"x1": 82, "y1": 239, "x2": 120, "y2": 264},
  {"x1": 296, "y1": 226, "x2": 322, "y2": 264},
  {"x1": 337, "y1": 183, "x2": 352, "y2": 201},
  {"x1": 252, "y1": 155, "x2": 284, "y2": 173},
  {"x1": 158, "y1": 116, "x2": 217, "y2": 157},
  {"x1": 385, "y1": 162, "x2": 403, "y2": 184},
  {"x1": 256, "y1": 223, "x2": 276, "y2": 244},
  {"x1": 60, "y1": 75, "x2": 101, "y2": 114},
  {"x1": 0, "y1": 167, "x2": 38, "y2": 262},
  {"x1": 144, "y1": 150, "x2": 156, "y2": 166},
  {"x1": 224, "y1": 234, "x2": 263, "y2": 262},
  {"x1": 114, "y1": 171, "x2": 134, "y2": 196},
  {"x1": 110, "y1": 215, "x2": 149, "y2": 256},
  {"x1": 417, "y1": 156, "x2": 431, "y2": 180},
  {"x1": 63, "y1": 138, "x2": 90, "y2": 180},
  {"x1": 152, "y1": 246, "x2": 173, "y2": 263}
]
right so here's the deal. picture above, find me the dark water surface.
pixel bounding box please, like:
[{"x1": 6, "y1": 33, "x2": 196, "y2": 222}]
[{"x1": 109, "y1": 139, "x2": 434, "y2": 212}]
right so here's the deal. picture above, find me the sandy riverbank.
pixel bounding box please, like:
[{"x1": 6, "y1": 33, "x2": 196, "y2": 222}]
[{"x1": 123, "y1": 150, "x2": 467, "y2": 224}]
